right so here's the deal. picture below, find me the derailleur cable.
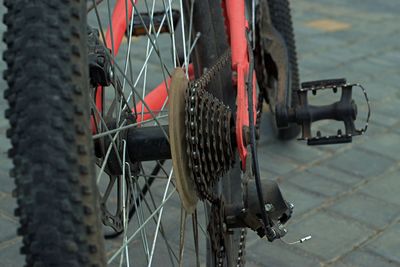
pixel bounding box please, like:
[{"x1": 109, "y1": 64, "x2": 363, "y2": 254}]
[{"x1": 246, "y1": 30, "x2": 277, "y2": 241}]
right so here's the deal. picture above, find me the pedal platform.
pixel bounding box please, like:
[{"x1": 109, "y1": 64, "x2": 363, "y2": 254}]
[{"x1": 290, "y1": 78, "x2": 370, "y2": 145}]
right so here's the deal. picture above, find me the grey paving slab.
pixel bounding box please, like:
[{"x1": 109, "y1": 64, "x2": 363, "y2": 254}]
[
  {"x1": 328, "y1": 261, "x2": 350, "y2": 267},
  {"x1": 327, "y1": 148, "x2": 396, "y2": 178},
  {"x1": 305, "y1": 165, "x2": 363, "y2": 186},
  {"x1": 369, "y1": 110, "x2": 400, "y2": 128},
  {"x1": 374, "y1": 100, "x2": 400, "y2": 119},
  {"x1": 365, "y1": 222, "x2": 400, "y2": 264},
  {"x1": 329, "y1": 193, "x2": 400, "y2": 229},
  {"x1": 247, "y1": 244, "x2": 320, "y2": 267},
  {"x1": 0, "y1": 214, "x2": 17, "y2": 243},
  {"x1": 338, "y1": 248, "x2": 400, "y2": 267},
  {"x1": 0, "y1": 194, "x2": 16, "y2": 219},
  {"x1": 0, "y1": 167, "x2": 14, "y2": 195},
  {"x1": 289, "y1": 211, "x2": 374, "y2": 261},
  {"x1": 0, "y1": 238, "x2": 24, "y2": 267},
  {"x1": 246, "y1": 232, "x2": 320, "y2": 267},
  {"x1": 360, "y1": 170, "x2": 400, "y2": 206},
  {"x1": 286, "y1": 171, "x2": 348, "y2": 197},
  {"x1": 258, "y1": 153, "x2": 298, "y2": 177},
  {"x1": 266, "y1": 141, "x2": 325, "y2": 165},
  {"x1": 362, "y1": 132, "x2": 400, "y2": 161}
]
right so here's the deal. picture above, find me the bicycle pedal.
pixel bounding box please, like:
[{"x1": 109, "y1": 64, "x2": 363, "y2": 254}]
[
  {"x1": 290, "y1": 78, "x2": 370, "y2": 145},
  {"x1": 301, "y1": 78, "x2": 346, "y2": 92}
]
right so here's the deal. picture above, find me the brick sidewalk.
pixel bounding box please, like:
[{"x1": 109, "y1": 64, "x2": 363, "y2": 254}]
[
  {"x1": 0, "y1": 1, "x2": 399, "y2": 266},
  {"x1": 245, "y1": 1, "x2": 400, "y2": 266}
]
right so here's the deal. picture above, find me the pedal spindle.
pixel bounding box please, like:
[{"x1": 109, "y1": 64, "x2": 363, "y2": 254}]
[{"x1": 280, "y1": 78, "x2": 370, "y2": 145}]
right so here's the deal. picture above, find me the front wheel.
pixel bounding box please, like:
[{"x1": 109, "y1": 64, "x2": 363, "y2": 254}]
[{"x1": 3, "y1": 0, "x2": 106, "y2": 265}]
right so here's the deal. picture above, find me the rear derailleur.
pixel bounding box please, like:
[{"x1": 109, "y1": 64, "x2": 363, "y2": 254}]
[{"x1": 224, "y1": 153, "x2": 293, "y2": 242}]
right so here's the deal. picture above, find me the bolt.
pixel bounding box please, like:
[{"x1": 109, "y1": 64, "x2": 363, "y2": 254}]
[
  {"x1": 264, "y1": 203, "x2": 273, "y2": 212},
  {"x1": 289, "y1": 203, "x2": 294, "y2": 210},
  {"x1": 222, "y1": 223, "x2": 227, "y2": 232},
  {"x1": 108, "y1": 66, "x2": 114, "y2": 81}
]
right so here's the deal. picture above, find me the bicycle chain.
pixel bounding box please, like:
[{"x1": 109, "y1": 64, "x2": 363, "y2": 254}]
[
  {"x1": 236, "y1": 228, "x2": 247, "y2": 267},
  {"x1": 185, "y1": 50, "x2": 235, "y2": 266},
  {"x1": 185, "y1": 49, "x2": 234, "y2": 203}
]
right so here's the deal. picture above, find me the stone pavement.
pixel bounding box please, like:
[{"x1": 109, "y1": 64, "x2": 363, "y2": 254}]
[{"x1": 0, "y1": 0, "x2": 399, "y2": 266}]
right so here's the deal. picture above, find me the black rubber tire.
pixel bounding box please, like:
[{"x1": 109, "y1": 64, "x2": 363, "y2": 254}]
[
  {"x1": 4, "y1": 0, "x2": 241, "y2": 266},
  {"x1": 3, "y1": 1, "x2": 106, "y2": 266},
  {"x1": 189, "y1": 1, "x2": 243, "y2": 266},
  {"x1": 265, "y1": 0, "x2": 301, "y2": 140}
]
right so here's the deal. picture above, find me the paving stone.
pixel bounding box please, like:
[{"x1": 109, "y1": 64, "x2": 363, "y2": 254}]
[
  {"x1": 266, "y1": 141, "x2": 325, "y2": 165},
  {"x1": 0, "y1": 168, "x2": 14, "y2": 195},
  {"x1": 247, "y1": 237, "x2": 320, "y2": 267},
  {"x1": 287, "y1": 171, "x2": 348, "y2": 197},
  {"x1": 365, "y1": 223, "x2": 400, "y2": 264},
  {"x1": 360, "y1": 170, "x2": 400, "y2": 206},
  {"x1": 339, "y1": 247, "x2": 400, "y2": 267},
  {"x1": 362, "y1": 81, "x2": 399, "y2": 102},
  {"x1": 369, "y1": 111, "x2": 400, "y2": 128},
  {"x1": 329, "y1": 262, "x2": 350, "y2": 267},
  {"x1": 0, "y1": 195, "x2": 17, "y2": 219},
  {"x1": 373, "y1": 99, "x2": 400, "y2": 118},
  {"x1": 379, "y1": 51, "x2": 400, "y2": 71},
  {"x1": 304, "y1": 33, "x2": 349, "y2": 52},
  {"x1": 328, "y1": 148, "x2": 395, "y2": 177},
  {"x1": 329, "y1": 193, "x2": 400, "y2": 229},
  {"x1": 242, "y1": 260, "x2": 263, "y2": 267},
  {"x1": 362, "y1": 132, "x2": 400, "y2": 160},
  {"x1": 306, "y1": 165, "x2": 363, "y2": 185},
  {"x1": 289, "y1": 211, "x2": 374, "y2": 261},
  {"x1": 0, "y1": 239, "x2": 23, "y2": 267},
  {"x1": 0, "y1": 215, "x2": 17, "y2": 243},
  {"x1": 258, "y1": 153, "x2": 298, "y2": 177}
]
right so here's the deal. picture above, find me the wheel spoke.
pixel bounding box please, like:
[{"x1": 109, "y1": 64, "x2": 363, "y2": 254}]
[
  {"x1": 192, "y1": 210, "x2": 201, "y2": 267},
  {"x1": 107, "y1": 188, "x2": 176, "y2": 264},
  {"x1": 178, "y1": 207, "x2": 188, "y2": 267},
  {"x1": 132, "y1": 178, "x2": 151, "y2": 262},
  {"x1": 141, "y1": 176, "x2": 179, "y2": 266},
  {"x1": 89, "y1": 1, "x2": 212, "y2": 266},
  {"x1": 147, "y1": 168, "x2": 174, "y2": 266},
  {"x1": 119, "y1": 143, "x2": 130, "y2": 267}
]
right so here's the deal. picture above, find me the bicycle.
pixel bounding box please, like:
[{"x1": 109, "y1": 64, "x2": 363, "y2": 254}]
[{"x1": 3, "y1": 0, "x2": 369, "y2": 266}]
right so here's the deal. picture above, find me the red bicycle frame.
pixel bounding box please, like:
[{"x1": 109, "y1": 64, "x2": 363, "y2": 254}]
[{"x1": 99, "y1": 0, "x2": 256, "y2": 169}]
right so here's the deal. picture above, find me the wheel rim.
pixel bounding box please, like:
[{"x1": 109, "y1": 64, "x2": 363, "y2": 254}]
[{"x1": 87, "y1": 1, "x2": 222, "y2": 266}]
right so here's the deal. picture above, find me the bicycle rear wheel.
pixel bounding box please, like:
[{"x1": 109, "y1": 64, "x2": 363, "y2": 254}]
[
  {"x1": 256, "y1": 0, "x2": 301, "y2": 140},
  {"x1": 4, "y1": 0, "x2": 243, "y2": 266}
]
